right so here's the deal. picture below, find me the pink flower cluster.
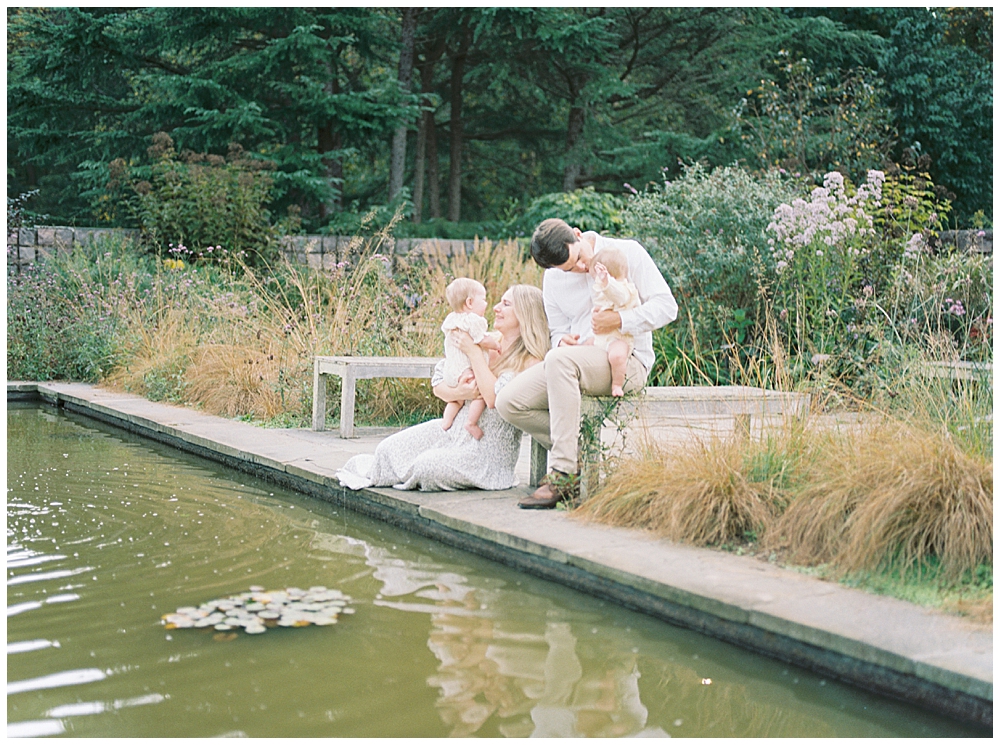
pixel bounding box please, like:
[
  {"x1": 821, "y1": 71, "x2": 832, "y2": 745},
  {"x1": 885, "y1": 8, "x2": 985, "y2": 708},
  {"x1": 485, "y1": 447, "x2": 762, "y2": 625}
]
[{"x1": 767, "y1": 170, "x2": 885, "y2": 272}]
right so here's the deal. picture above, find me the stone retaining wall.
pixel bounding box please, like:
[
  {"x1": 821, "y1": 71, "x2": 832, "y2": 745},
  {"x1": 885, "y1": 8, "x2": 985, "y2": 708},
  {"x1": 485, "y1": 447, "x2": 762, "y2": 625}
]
[
  {"x1": 6, "y1": 225, "x2": 496, "y2": 273},
  {"x1": 275, "y1": 234, "x2": 492, "y2": 272},
  {"x1": 7, "y1": 225, "x2": 990, "y2": 273}
]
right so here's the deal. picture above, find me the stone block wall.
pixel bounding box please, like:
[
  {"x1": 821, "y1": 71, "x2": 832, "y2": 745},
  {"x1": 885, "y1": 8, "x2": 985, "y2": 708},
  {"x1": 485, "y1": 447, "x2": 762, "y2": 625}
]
[
  {"x1": 936, "y1": 230, "x2": 992, "y2": 255},
  {"x1": 274, "y1": 234, "x2": 487, "y2": 271},
  {"x1": 10, "y1": 226, "x2": 988, "y2": 275},
  {"x1": 7, "y1": 226, "x2": 141, "y2": 272},
  {"x1": 8, "y1": 227, "x2": 494, "y2": 273}
]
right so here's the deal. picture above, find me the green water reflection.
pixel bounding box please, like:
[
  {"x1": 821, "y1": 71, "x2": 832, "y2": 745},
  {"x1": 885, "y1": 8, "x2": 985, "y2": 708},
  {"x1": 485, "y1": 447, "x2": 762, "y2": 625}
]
[{"x1": 7, "y1": 404, "x2": 980, "y2": 737}]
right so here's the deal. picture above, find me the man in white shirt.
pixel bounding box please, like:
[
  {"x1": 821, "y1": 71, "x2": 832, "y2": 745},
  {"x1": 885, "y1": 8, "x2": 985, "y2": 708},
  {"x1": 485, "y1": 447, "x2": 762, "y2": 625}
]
[{"x1": 496, "y1": 218, "x2": 678, "y2": 508}]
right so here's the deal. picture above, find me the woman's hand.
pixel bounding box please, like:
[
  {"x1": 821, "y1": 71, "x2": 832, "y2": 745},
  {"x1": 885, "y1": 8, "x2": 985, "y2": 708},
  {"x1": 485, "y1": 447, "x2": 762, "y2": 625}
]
[
  {"x1": 433, "y1": 369, "x2": 480, "y2": 403},
  {"x1": 450, "y1": 329, "x2": 480, "y2": 356}
]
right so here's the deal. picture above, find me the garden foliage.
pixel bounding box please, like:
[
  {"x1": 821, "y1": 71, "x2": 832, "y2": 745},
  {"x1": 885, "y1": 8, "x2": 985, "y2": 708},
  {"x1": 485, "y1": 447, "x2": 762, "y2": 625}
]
[
  {"x1": 620, "y1": 164, "x2": 800, "y2": 385},
  {"x1": 108, "y1": 133, "x2": 279, "y2": 265}
]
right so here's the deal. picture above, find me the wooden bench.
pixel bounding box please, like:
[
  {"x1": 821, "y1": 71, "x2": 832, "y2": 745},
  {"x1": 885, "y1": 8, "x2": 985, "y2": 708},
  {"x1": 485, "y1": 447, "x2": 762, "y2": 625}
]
[
  {"x1": 312, "y1": 356, "x2": 441, "y2": 438},
  {"x1": 311, "y1": 357, "x2": 812, "y2": 496}
]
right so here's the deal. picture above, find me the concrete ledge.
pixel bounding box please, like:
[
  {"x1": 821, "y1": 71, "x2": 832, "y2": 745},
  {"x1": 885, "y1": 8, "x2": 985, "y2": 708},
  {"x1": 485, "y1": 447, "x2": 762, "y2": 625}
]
[{"x1": 8, "y1": 380, "x2": 992, "y2": 728}]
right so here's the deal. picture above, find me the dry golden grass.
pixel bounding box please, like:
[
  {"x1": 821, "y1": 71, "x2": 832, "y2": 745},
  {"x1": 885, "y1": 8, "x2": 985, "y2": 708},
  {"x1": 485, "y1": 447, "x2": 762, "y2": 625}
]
[
  {"x1": 405, "y1": 238, "x2": 543, "y2": 331},
  {"x1": 105, "y1": 306, "x2": 200, "y2": 400},
  {"x1": 576, "y1": 436, "x2": 783, "y2": 546},
  {"x1": 103, "y1": 232, "x2": 541, "y2": 423},
  {"x1": 766, "y1": 419, "x2": 993, "y2": 581},
  {"x1": 184, "y1": 343, "x2": 294, "y2": 419},
  {"x1": 579, "y1": 407, "x2": 991, "y2": 593}
]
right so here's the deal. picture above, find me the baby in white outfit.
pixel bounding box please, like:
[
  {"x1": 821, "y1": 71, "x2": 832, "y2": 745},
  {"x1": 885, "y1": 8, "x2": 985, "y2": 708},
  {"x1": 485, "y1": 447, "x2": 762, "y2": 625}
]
[
  {"x1": 440, "y1": 278, "x2": 500, "y2": 439},
  {"x1": 588, "y1": 246, "x2": 640, "y2": 396}
]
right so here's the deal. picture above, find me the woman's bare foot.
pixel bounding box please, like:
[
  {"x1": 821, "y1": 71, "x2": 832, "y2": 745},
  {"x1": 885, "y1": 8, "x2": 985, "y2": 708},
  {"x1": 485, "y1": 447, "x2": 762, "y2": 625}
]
[
  {"x1": 465, "y1": 421, "x2": 484, "y2": 440},
  {"x1": 611, "y1": 385, "x2": 624, "y2": 397}
]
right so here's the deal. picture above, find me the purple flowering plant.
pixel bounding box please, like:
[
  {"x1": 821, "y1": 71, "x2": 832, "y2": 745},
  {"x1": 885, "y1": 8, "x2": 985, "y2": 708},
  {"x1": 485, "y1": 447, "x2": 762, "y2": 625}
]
[{"x1": 767, "y1": 170, "x2": 887, "y2": 359}]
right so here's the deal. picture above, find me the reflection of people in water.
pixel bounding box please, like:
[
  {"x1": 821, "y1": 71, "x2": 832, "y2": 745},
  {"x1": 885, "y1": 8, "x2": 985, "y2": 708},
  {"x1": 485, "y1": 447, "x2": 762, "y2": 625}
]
[
  {"x1": 308, "y1": 530, "x2": 664, "y2": 737},
  {"x1": 426, "y1": 593, "x2": 664, "y2": 737}
]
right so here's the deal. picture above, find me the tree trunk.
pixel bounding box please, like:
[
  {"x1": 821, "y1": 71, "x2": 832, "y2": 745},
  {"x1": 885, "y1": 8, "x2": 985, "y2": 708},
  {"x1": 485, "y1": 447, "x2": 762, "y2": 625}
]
[
  {"x1": 318, "y1": 72, "x2": 343, "y2": 218},
  {"x1": 318, "y1": 125, "x2": 343, "y2": 217},
  {"x1": 317, "y1": 34, "x2": 345, "y2": 219},
  {"x1": 412, "y1": 36, "x2": 446, "y2": 223},
  {"x1": 446, "y1": 26, "x2": 472, "y2": 222},
  {"x1": 427, "y1": 111, "x2": 441, "y2": 219},
  {"x1": 562, "y1": 102, "x2": 586, "y2": 192},
  {"x1": 412, "y1": 111, "x2": 427, "y2": 224},
  {"x1": 388, "y1": 8, "x2": 417, "y2": 202}
]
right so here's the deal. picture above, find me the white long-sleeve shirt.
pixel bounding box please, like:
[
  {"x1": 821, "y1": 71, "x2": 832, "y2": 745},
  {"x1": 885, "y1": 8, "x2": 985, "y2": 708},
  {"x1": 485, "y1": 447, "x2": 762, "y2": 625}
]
[{"x1": 541, "y1": 234, "x2": 677, "y2": 370}]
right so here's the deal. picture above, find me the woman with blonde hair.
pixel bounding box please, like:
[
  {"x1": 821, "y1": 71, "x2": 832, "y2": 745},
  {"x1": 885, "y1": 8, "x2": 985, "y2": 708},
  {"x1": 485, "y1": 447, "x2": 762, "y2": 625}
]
[{"x1": 337, "y1": 284, "x2": 549, "y2": 491}]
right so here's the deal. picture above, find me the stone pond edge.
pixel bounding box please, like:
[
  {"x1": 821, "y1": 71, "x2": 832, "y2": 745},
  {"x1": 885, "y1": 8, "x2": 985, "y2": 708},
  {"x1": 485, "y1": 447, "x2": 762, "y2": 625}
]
[{"x1": 8, "y1": 381, "x2": 992, "y2": 729}]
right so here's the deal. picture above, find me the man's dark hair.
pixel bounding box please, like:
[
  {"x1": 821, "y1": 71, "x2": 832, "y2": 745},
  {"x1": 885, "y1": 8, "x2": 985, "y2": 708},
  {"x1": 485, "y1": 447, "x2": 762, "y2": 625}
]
[{"x1": 530, "y1": 218, "x2": 575, "y2": 268}]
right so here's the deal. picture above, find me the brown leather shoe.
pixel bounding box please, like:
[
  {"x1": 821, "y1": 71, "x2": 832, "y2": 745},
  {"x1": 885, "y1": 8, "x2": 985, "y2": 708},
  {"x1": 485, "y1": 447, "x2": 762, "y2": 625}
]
[{"x1": 518, "y1": 471, "x2": 579, "y2": 509}]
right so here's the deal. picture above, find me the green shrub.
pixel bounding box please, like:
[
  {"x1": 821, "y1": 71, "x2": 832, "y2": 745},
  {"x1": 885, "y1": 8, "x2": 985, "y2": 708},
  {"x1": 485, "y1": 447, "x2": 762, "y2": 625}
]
[
  {"x1": 512, "y1": 187, "x2": 625, "y2": 237},
  {"x1": 734, "y1": 52, "x2": 894, "y2": 184},
  {"x1": 622, "y1": 164, "x2": 801, "y2": 382},
  {"x1": 108, "y1": 132, "x2": 278, "y2": 265}
]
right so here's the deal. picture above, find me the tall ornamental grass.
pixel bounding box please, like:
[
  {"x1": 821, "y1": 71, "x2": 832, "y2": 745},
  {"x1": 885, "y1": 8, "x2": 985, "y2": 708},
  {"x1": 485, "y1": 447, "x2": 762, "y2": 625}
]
[
  {"x1": 7, "y1": 224, "x2": 540, "y2": 426},
  {"x1": 578, "y1": 394, "x2": 991, "y2": 590}
]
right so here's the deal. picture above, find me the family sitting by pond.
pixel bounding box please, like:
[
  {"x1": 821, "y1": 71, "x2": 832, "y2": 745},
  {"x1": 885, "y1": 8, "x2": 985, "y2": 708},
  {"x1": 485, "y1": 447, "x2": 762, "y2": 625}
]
[{"x1": 336, "y1": 217, "x2": 678, "y2": 509}]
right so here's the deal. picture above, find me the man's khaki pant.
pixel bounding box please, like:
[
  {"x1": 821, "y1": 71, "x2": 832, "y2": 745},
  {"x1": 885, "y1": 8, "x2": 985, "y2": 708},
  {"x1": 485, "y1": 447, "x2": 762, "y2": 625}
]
[{"x1": 496, "y1": 345, "x2": 647, "y2": 475}]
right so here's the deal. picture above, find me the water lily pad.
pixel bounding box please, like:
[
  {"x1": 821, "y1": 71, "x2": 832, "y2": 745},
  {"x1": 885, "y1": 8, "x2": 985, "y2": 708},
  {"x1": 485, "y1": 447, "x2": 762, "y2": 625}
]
[{"x1": 162, "y1": 586, "x2": 354, "y2": 635}]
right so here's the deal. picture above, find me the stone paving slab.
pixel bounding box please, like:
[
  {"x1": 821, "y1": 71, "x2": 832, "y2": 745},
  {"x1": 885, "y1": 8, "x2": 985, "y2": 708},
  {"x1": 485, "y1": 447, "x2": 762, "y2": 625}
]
[{"x1": 8, "y1": 381, "x2": 992, "y2": 727}]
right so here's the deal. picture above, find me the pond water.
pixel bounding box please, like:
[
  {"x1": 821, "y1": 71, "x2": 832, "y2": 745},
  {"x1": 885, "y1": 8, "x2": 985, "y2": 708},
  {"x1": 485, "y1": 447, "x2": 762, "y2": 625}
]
[{"x1": 7, "y1": 404, "x2": 980, "y2": 738}]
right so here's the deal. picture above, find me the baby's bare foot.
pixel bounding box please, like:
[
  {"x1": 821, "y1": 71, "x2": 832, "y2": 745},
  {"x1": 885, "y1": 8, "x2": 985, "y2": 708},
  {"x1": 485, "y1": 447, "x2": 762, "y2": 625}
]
[
  {"x1": 441, "y1": 420, "x2": 453, "y2": 431},
  {"x1": 465, "y1": 422, "x2": 484, "y2": 440},
  {"x1": 611, "y1": 385, "x2": 624, "y2": 397}
]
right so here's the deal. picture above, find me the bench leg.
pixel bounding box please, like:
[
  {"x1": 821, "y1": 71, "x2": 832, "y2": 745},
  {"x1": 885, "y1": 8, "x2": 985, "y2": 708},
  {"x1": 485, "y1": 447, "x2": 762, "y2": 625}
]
[
  {"x1": 735, "y1": 413, "x2": 751, "y2": 439},
  {"x1": 529, "y1": 437, "x2": 548, "y2": 487},
  {"x1": 339, "y1": 372, "x2": 357, "y2": 438},
  {"x1": 312, "y1": 363, "x2": 326, "y2": 431}
]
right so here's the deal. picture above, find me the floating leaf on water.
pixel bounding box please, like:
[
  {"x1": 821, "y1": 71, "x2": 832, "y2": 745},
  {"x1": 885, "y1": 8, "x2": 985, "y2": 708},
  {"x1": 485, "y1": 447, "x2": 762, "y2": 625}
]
[
  {"x1": 248, "y1": 585, "x2": 264, "y2": 592},
  {"x1": 245, "y1": 624, "x2": 266, "y2": 635},
  {"x1": 214, "y1": 624, "x2": 233, "y2": 631}
]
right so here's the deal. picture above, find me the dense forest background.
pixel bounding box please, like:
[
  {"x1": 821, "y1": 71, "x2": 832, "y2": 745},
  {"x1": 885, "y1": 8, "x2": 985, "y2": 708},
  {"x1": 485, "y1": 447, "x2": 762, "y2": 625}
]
[{"x1": 7, "y1": 6, "x2": 992, "y2": 235}]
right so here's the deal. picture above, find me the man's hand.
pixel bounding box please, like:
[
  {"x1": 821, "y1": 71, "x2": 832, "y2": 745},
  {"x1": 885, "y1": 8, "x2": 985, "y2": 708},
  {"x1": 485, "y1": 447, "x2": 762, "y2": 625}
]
[
  {"x1": 558, "y1": 334, "x2": 581, "y2": 347},
  {"x1": 592, "y1": 308, "x2": 622, "y2": 336}
]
